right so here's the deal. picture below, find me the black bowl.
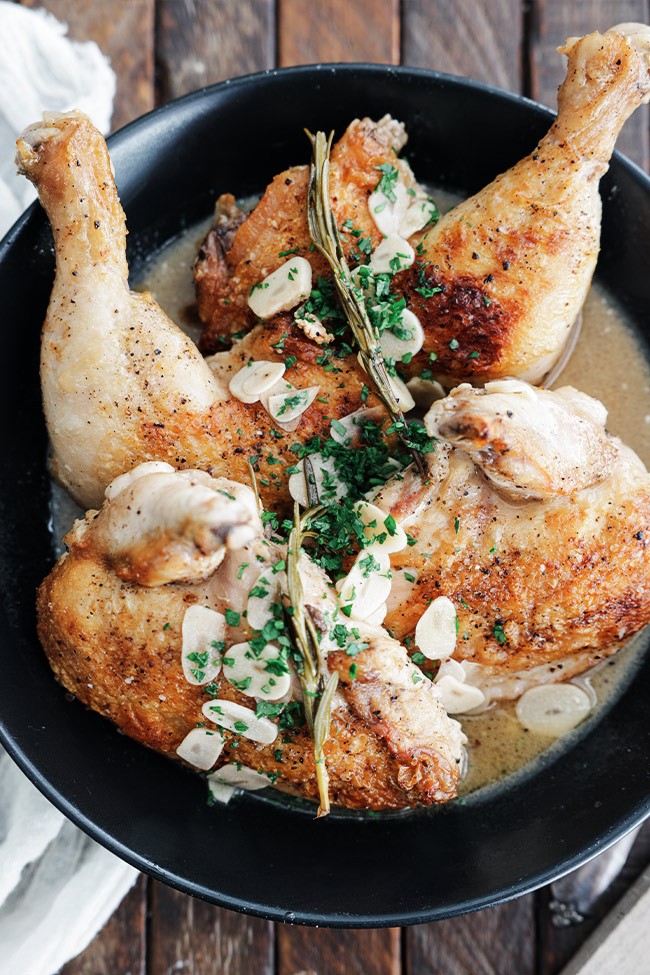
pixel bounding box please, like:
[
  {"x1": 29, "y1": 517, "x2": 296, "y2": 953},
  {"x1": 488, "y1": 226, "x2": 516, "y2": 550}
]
[{"x1": 1, "y1": 64, "x2": 650, "y2": 927}]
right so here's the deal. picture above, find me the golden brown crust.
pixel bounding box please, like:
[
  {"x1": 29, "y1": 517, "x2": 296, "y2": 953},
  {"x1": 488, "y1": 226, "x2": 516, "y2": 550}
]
[{"x1": 36, "y1": 548, "x2": 458, "y2": 810}]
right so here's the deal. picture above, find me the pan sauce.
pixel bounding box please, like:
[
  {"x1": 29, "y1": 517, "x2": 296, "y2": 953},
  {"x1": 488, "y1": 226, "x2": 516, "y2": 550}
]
[{"x1": 136, "y1": 194, "x2": 650, "y2": 801}]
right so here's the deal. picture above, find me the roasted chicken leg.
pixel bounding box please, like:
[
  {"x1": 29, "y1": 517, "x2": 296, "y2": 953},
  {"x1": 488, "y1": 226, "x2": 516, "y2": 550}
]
[
  {"x1": 195, "y1": 24, "x2": 650, "y2": 386},
  {"x1": 37, "y1": 465, "x2": 465, "y2": 810},
  {"x1": 376, "y1": 381, "x2": 650, "y2": 699}
]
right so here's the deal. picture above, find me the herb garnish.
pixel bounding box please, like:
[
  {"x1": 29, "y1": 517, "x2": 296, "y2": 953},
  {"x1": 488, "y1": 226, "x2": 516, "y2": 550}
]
[{"x1": 305, "y1": 129, "x2": 426, "y2": 478}]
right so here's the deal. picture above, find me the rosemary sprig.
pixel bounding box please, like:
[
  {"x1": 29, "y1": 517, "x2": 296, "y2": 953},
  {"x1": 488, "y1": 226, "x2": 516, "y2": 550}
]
[
  {"x1": 305, "y1": 129, "x2": 426, "y2": 478},
  {"x1": 285, "y1": 457, "x2": 339, "y2": 817}
]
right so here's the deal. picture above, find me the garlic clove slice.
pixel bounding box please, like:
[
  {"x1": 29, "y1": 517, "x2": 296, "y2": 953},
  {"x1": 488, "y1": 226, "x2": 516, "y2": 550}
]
[
  {"x1": 436, "y1": 675, "x2": 485, "y2": 714},
  {"x1": 246, "y1": 571, "x2": 280, "y2": 631},
  {"x1": 207, "y1": 763, "x2": 275, "y2": 799},
  {"x1": 369, "y1": 234, "x2": 415, "y2": 274},
  {"x1": 435, "y1": 657, "x2": 465, "y2": 683},
  {"x1": 406, "y1": 375, "x2": 446, "y2": 410},
  {"x1": 379, "y1": 308, "x2": 424, "y2": 361},
  {"x1": 368, "y1": 180, "x2": 410, "y2": 236},
  {"x1": 388, "y1": 372, "x2": 416, "y2": 412},
  {"x1": 338, "y1": 549, "x2": 392, "y2": 621},
  {"x1": 181, "y1": 605, "x2": 225, "y2": 685},
  {"x1": 366, "y1": 602, "x2": 387, "y2": 626},
  {"x1": 515, "y1": 683, "x2": 592, "y2": 736},
  {"x1": 267, "y1": 385, "x2": 319, "y2": 423},
  {"x1": 415, "y1": 595, "x2": 457, "y2": 660},
  {"x1": 229, "y1": 360, "x2": 286, "y2": 404},
  {"x1": 202, "y1": 699, "x2": 278, "y2": 744},
  {"x1": 398, "y1": 197, "x2": 438, "y2": 239},
  {"x1": 222, "y1": 641, "x2": 291, "y2": 701},
  {"x1": 176, "y1": 727, "x2": 225, "y2": 769},
  {"x1": 248, "y1": 257, "x2": 312, "y2": 319},
  {"x1": 288, "y1": 454, "x2": 346, "y2": 507},
  {"x1": 355, "y1": 500, "x2": 407, "y2": 554}
]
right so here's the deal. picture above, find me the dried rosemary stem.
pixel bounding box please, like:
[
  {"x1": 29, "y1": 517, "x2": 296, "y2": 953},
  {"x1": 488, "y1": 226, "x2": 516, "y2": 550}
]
[
  {"x1": 286, "y1": 494, "x2": 338, "y2": 817},
  {"x1": 305, "y1": 129, "x2": 426, "y2": 478}
]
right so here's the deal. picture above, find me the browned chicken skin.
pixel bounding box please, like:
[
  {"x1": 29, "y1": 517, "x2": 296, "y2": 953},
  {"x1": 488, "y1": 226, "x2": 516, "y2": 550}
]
[
  {"x1": 196, "y1": 26, "x2": 650, "y2": 386},
  {"x1": 37, "y1": 468, "x2": 464, "y2": 809}
]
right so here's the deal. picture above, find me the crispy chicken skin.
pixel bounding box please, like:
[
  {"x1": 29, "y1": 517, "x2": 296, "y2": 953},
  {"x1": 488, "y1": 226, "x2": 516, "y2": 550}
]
[
  {"x1": 36, "y1": 468, "x2": 464, "y2": 809},
  {"x1": 377, "y1": 382, "x2": 650, "y2": 694},
  {"x1": 16, "y1": 110, "x2": 381, "y2": 512},
  {"x1": 195, "y1": 115, "x2": 408, "y2": 350},
  {"x1": 195, "y1": 25, "x2": 650, "y2": 384}
]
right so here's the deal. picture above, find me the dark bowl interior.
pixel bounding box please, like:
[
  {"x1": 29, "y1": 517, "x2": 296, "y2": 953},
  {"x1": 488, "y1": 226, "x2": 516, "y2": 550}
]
[{"x1": 1, "y1": 64, "x2": 650, "y2": 927}]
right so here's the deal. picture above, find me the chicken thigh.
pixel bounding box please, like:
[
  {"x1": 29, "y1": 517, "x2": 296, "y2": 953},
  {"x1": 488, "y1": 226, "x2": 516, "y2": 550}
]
[
  {"x1": 16, "y1": 111, "x2": 375, "y2": 511},
  {"x1": 194, "y1": 24, "x2": 650, "y2": 386},
  {"x1": 37, "y1": 465, "x2": 465, "y2": 810},
  {"x1": 375, "y1": 381, "x2": 650, "y2": 700}
]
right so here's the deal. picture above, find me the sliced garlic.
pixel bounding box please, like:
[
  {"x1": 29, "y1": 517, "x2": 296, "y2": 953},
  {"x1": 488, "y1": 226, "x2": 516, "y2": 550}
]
[
  {"x1": 369, "y1": 234, "x2": 415, "y2": 275},
  {"x1": 246, "y1": 571, "x2": 281, "y2": 630},
  {"x1": 105, "y1": 461, "x2": 175, "y2": 500},
  {"x1": 380, "y1": 308, "x2": 424, "y2": 361},
  {"x1": 206, "y1": 778, "x2": 236, "y2": 804},
  {"x1": 388, "y1": 373, "x2": 415, "y2": 412},
  {"x1": 248, "y1": 257, "x2": 312, "y2": 319},
  {"x1": 406, "y1": 376, "x2": 445, "y2": 409},
  {"x1": 350, "y1": 264, "x2": 376, "y2": 299},
  {"x1": 181, "y1": 605, "x2": 225, "y2": 685},
  {"x1": 399, "y1": 197, "x2": 438, "y2": 239},
  {"x1": 355, "y1": 500, "x2": 407, "y2": 554},
  {"x1": 338, "y1": 550, "x2": 392, "y2": 620},
  {"x1": 435, "y1": 657, "x2": 465, "y2": 683},
  {"x1": 222, "y1": 641, "x2": 291, "y2": 701},
  {"x1": 415, "y1": 596, "x2": 457, "y2": 660},
  {"x1": 515, "y1": 683, "x2": 592, "y2": 736},
  {"x1": 288, "y1": 454, "x2": 346, "y2": 507},
  {"x1": 203, "y1": 699, "x2": 278, "y2": 745},
  {"x1": 436, "y1": 675, "x2": 485, "y2": 714},
  {"x1": 229, "y1": 360, "x2": 286, "y2": 404},
  {"x1": 207, "y1": 763, "x2": 274, "y2": 802},
  {"x1": 368, "y1": 180, "x2": 410, "y2": 236},
  {"x1": 267, "y1": 385, "x2": 319, "y2": 423},
  {"x1": 484, "y1": 378, "x2": 538, "y2": 401},
  {"x1": 176, "y1": 727, "x2": 225, "y2": 770},
  {"x1": 366, "y1": 602, "x2": 387, "y2": 626}
]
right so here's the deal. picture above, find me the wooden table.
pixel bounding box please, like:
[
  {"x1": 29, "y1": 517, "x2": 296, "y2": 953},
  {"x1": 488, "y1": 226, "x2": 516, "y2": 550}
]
[{"x1": 16, "y1": 0, "x2": 650, "y2": 971}]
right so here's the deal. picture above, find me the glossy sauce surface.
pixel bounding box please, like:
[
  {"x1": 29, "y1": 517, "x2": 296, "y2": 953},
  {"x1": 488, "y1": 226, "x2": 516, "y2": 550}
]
[{"x1": 136, "y1": 192, "x2": 650, "y2": 800}]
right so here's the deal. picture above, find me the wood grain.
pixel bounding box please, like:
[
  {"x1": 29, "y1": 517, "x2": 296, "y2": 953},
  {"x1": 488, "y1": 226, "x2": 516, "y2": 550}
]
[
  {"x1": 19, "y1": 0, "x2": 155, "y2": 130},
  {"x1": 278, "y1": 0, "x2": 400, "y2": 66},
  {"x1": 401, "y1": 0, "x2": 523, "y2": 93},
  {"x1": 155, "y1": 0, "x2": 275, "y2": 103},
  {"x1": 406, "y1": 896, "x2": 535, "y2": 975},
  {"x1": 59, "y1": 874, "x2": 147, "y2": 975},
  {"x1": 529, "y1": 0, "x2": 650, "y2": 168},
  {"x1": 538, "y1": 822, "x2": 650, "y2": 975},
  {"x1": 148, "y1": 882, "x2": 274, "y2": 975},
  {"x1": 277, "y1": 925, "x2": 401, "y2": 975}
]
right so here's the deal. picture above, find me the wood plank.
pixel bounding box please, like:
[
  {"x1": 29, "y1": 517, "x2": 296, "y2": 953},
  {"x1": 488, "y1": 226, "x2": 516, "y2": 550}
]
[
  {"x1": 278, "y1": 0, "x2": 400, "y2": 66},
  {"x1": 19, "y1": 0, "x2": 155, "y2": 131},
  {"x1": 401, "y1": 0, "x2": 523, "y2": 93},
  {"x1": 277, "y1": 925, "x2": 401, "y2": 975},
  {"x1": 529, "y1": 0, "x2": 649, "y2": 168},
  {"x1": 154, "y1": 0, "x2": 275, "y2": 103},
  {"x1": 558, "y1": 859, "x2": 650, "y2": 974},
  {"x1": 59, "y1": 874, "x2": 147, "y2": 975},
  {"x1": 405, "y1": 895, "x2": 535, "y2": 975},
  {"x1": 538, "y1": 821, "x2": 650, "y2": 975},
  {"x1": 147, "y1": 882, "x2": 274, "y2": 975}
]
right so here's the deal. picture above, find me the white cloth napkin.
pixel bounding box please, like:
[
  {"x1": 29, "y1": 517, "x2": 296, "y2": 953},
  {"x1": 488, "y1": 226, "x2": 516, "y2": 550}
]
[{"x1": 0, "y1": 5, "x2": 138, "y2": 974}]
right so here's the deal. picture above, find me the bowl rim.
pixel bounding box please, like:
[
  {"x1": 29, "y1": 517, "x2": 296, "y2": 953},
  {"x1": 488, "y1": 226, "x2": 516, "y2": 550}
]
[{"x1": 2, "y1": 61, "x2": 650, "y2": 927}]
